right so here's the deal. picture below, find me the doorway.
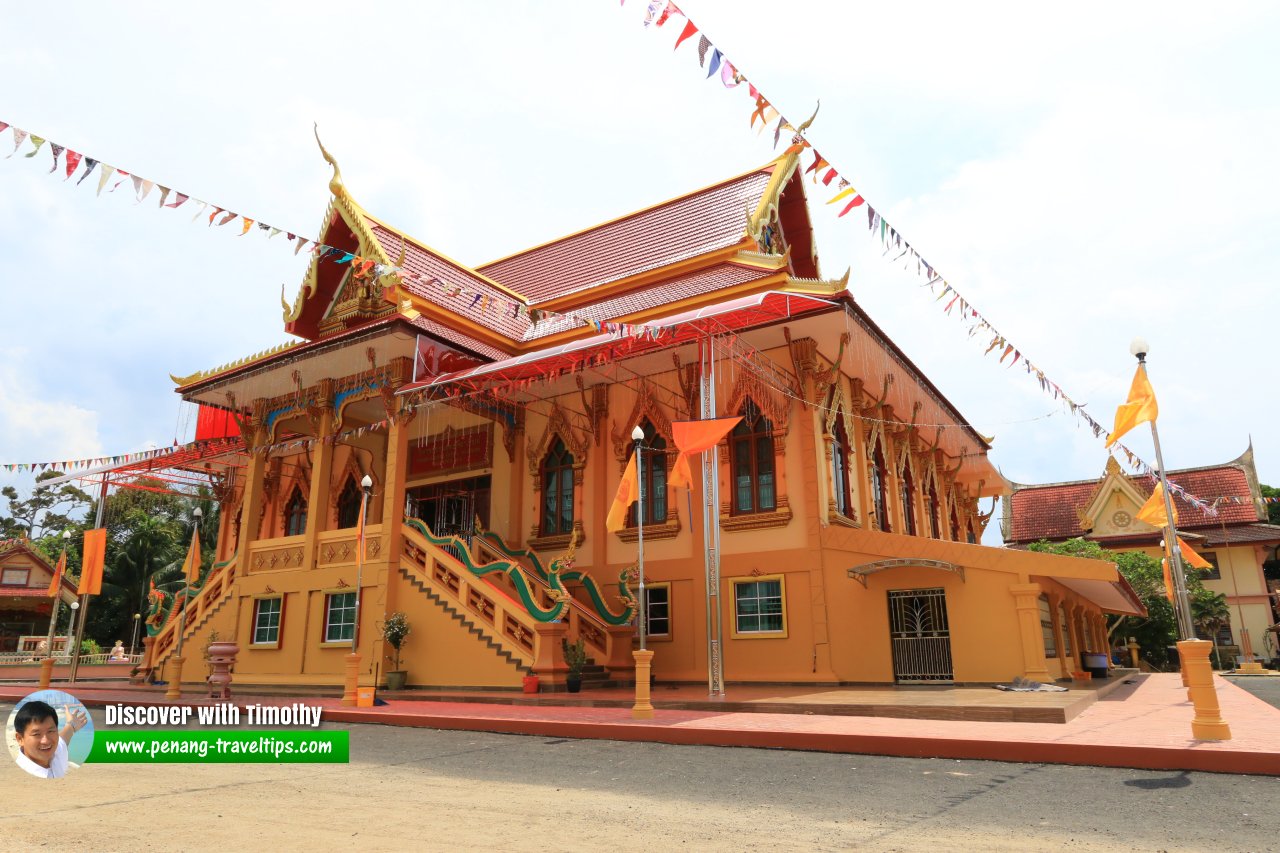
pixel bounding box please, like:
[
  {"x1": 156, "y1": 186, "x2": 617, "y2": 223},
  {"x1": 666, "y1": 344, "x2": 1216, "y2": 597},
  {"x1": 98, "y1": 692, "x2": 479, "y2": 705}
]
[
  {"x1": 406, "y1": 475, "x2": 491, "y2": 543},
  {"x1": 887, "y1": 587, "x2": 954, "y2": 683}
]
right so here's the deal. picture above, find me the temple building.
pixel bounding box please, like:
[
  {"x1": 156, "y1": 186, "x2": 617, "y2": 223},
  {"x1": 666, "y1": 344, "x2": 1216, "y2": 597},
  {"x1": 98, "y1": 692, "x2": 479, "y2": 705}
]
[
  {"x1": 1004, "y1": 449, "x2": 1280, "y2": 663},
  {"x1": 0, "y1": 540, "x2": 76, "y2": 655},
  {"x1": 128, "y1": 146, "x2": 1143, "y2": 690}
]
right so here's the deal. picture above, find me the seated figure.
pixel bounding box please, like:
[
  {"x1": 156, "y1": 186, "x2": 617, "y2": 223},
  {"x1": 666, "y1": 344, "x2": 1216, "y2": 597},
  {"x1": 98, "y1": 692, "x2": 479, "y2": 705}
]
[{"x1": 108, "y1": 641, "x2": 128, "y2": 661}]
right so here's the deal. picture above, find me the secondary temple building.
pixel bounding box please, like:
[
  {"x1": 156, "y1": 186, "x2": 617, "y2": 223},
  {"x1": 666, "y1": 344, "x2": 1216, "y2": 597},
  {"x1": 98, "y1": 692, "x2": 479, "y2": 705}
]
[
  {"x1": 1004, "y1": 449, "x2": 1280, "y2": 664},
  {"x1": 139, "y1": 148, "x2": 1144, "y2": 690}
]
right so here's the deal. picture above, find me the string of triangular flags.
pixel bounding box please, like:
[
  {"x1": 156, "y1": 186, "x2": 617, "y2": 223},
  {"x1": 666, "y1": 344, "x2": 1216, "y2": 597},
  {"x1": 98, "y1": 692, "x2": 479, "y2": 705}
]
[
  {"x1": 0, "y1": 118, "x2": 675, "y2": 343},
  {"x1": 0, "y1": 437, "x2": 243, "y2": 475},
  {"x1": 623, "y1": 1, "x2": 1218, "y2": 512}
]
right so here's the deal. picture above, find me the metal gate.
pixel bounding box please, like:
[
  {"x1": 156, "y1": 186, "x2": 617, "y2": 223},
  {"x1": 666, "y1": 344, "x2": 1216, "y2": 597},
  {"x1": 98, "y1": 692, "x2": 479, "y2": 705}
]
[{"x1": 887, "y1": 588, "x2": 954, "y2": 683}]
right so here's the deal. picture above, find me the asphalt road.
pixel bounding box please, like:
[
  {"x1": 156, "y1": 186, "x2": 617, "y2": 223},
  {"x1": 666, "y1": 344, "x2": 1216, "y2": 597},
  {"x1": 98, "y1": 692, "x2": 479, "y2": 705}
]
[
  {"x1": 1225, "y1": 674, "x2": 1280, "y2": 710},
  {"x1": 2, "y1": 704, "x2": 1278, "y2": 852}
]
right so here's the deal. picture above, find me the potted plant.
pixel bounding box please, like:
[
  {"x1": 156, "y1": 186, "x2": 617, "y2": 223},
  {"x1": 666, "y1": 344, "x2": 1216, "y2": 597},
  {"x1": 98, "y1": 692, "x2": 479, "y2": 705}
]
[
  {"x1": 381, "y1": 612, "x2": 411, "y2": 691},
  {"x1": 563, "y1": 637, "x2": 587, "y2": 693},
  {"x1": 522, "y1": 671, "x2": 540, "y2": 694}
]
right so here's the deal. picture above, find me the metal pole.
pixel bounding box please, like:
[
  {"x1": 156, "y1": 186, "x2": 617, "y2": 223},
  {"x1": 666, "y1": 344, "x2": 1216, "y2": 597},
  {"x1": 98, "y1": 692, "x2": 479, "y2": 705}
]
[
  {"x1": 710, "y1": 339, "x2": 724, "y2": 697},
  {"x1": 130, "y1": 613, "x2": 141, "y2": 658},
  {"x1": 352, "y1": 479, "x2": 372, "y2": 652},
  {"x1": 69, "y1": 476, "x2": 109, "y2": 684},
  {"x1": 636, "y1": 434, "x2": 646, "y2": 652},
  {"x1": 43, "y1": 534, "x2": 69, "y2": 662},
  {"x1": 1139, "y1": 357, "x2": 1194, "y2": 642}
]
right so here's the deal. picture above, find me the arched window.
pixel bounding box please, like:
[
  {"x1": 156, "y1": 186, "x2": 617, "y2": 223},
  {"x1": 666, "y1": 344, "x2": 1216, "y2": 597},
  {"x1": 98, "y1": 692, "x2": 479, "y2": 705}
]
[
  {"x1": 870, "y1": 439, "x2": 890, "y2": 532},
  {"x1": 967, "y1": 521, "x2": 977, "y2": 545},
  {"x1": 631, "y1": 420, "x2": 667, "y2": 526},
  {"x1": 899, "y1": 463, "x2": 917, "y2": 536},
  {"x1": 284, "y1": 487, "x2": 307, "y2": 537},
  {"x1": 830, "y1": 415, "x2": 853, "y2": 518},
  {"x1": 926, "y1": 482, "x2": 940, "y2": 539},
  {"x1": 541, "y1": 438, "x2": 575, "y2": 536},
  {"x1": 336, "y1": 477, "x2": 362, "y2": 529},
  {"x1": 950, "y1": 504, "x2": 962, "y2": 541},
  {"x1": 730, "y1": 400, "x2": 776, "y2": 515}
]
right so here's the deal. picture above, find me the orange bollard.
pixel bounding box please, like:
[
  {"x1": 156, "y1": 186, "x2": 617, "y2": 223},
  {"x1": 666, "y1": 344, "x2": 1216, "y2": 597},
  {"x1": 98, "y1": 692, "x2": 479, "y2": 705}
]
[
  {"x1": 1177, "y1": 639, "x2": 1231, "y2": 740},
  {"x1": 631, "y1": 650, "x2": 655, "y2": 720}
]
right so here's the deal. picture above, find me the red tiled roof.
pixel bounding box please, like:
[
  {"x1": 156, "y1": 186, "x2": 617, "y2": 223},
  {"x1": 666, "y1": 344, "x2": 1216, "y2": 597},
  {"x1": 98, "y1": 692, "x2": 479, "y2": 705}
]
[
  {"x1": 477, "y1": 166, "x2": 776, "y2": 302},
  {"x1": 1007, "y1": 464, "x2": 1260, "y2": 544},
  {"x1": 1202, "y1": 523, "x2": 1280, "y2": 546},
  {"x1": 520, "y1": 263, "x2": 779, "y2": 342},
  {"x1": 371, "y1": 223, "x2": 534, "y2": 343}
]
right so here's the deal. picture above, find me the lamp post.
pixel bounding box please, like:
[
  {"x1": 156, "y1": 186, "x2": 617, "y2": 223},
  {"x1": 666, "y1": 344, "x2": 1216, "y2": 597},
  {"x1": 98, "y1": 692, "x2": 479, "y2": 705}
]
[
  {"x1": 37, "y1": 530, "x2": 72, "y2": 688},
  {"x1": 630, "y1": 424, "x2": 655, "y2": 720},
  {"x1": 1130, "y1": 338, "x2": 1194, "y2": 642},
  {"x1": 1131, "y1": 337, "x2": 1230, "y2": 739},
  {"x1": 165, "y1": 506, "x2": 202, "y2": 700},
  {"x1": 130, "y1": 613, "x2": 141, "y2": 659},
  {"x1": 343, "y1": 474, "x2": 373, "y2": 706}
]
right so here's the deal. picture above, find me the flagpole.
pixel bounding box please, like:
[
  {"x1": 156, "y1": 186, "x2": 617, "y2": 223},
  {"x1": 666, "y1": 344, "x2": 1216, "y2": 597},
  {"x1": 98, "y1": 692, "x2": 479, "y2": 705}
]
[
  {"x1": 69, "y1": 475, "x2": 109, "y2": 685},
  {"x1": 38, "y1": 531, "x2": 72, "y2": 689},
  {"x1": 1131, "y1": 343, "x2": 1194, "y2": 641},
  {"x1": 343, "y1": 474, "x2": 373, "y2": 706}
]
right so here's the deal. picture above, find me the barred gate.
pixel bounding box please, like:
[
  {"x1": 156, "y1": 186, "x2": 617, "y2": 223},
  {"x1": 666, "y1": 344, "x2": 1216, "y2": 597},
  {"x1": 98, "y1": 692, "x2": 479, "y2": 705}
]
[{"x1": 887, "y1": 588, "x2": 954, "y2": 683}]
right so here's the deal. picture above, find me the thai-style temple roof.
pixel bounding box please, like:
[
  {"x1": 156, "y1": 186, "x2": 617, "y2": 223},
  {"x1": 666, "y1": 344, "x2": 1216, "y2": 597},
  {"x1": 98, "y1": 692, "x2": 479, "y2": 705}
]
[
  {"x1": 476, "y1": 161, "x2": 794, "y2": 301},
  {"x1": 1003, "y1": 445, "x2": 1274, "y2": 545}
]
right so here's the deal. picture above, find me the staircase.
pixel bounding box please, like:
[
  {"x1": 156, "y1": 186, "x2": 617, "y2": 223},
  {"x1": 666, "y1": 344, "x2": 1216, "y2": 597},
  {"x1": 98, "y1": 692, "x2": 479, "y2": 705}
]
[
  {"x1": 147, "y1": 557, "x2": 236, "y2": 676},
  {"x1": 397, "y1": 565, "x2": 528, "y2": 677}
]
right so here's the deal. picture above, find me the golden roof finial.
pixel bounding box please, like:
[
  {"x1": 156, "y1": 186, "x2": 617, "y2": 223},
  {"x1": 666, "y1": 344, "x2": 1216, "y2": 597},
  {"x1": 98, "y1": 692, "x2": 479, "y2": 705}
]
[{"x1": 313, "y1": 122, "x2": 346, "y2": 200}]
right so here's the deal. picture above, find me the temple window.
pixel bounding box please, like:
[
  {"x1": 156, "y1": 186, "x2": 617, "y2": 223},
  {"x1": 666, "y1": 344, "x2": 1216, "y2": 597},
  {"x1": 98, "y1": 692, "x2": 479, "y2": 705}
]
[
  {"x1": 732, "y1": 576, "x2": 786, "y2": 636},
  {"x1": 323, "y1": 592, "x2": 356, "y2": 643},
  {"x1": 284, "y1": 487, "x2": 307, "y2": 537},
  {"x1": 541, "y1": 437, "x2": 575, "y2": 536},
  {"x1": 336, "y1": 477, "x2": 362, "y2": 529},
  {"x1": 870, "y1": 440, "x2": 890, "y2": 533},
  {"x1": 252, "y1": 597, "x2": 282, "y2": 647},
  {"x1": 1040, "y1": 595, "x2": 1057, "y2": 658},
  {"x1": 926, "y1": 482, "x2": 941, "y2": 539},
  {"x1": 950, "y1": 504, "x2": 961, "y2": 541},
  {"x1": 967, "y1": 521, "x2": 977, "y2": 544},
  {"x1": 730, "y1": 399, "x2": 776, "y2": 515},
  {"x1": 830, "y1": 416, "x2": 853, "y2": 518},
  {"x1": 899, "y1": 463, "x2": 918, "y2": 536},
  {"x1": 1059, "y1": 603, "x2": 1072, "y2": 657},
  {"x1": 644, "y1": 583, "x2": 671, "y2": 639},
  {"x1": 630, "y1": 419, "x2": 668, "y2": 526}
]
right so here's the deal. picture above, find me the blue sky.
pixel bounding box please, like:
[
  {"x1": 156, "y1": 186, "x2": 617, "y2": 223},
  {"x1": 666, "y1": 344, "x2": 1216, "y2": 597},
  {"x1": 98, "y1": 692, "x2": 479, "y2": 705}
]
[{"x1": 1, "y1": 1, "x2": 1277, "y2": 541}]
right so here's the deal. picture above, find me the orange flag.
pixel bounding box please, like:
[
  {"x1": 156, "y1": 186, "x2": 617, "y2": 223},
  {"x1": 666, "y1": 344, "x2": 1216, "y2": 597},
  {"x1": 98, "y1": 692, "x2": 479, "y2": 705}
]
[
  {"x1": 668, "y1": 417, "x2": 743, "y2": 489},
  {"x1": 1176, "y1": 536, "x2": 1213, "y2": 570},
  {"x1": 1106, "y1": 365, "x2": 1158, "y2": 448},
  {"x1": 1161, "y1": 557, "x2": 1176, "y2": 602},
  {"x1": 77, "y1": 528, "x2": 106, "y2": 596},
  {"x1": 181, "y1": 527, "x2": 202, "y2": 584},
  {"x1": 1135, "y1": 482, "x2": 1178, "y2": 529},
  {"x1": 46, "y1": 550, "x2": 66, "y2": 598},
  {"x1": 606, "y1": 453, "x2": 640, "y2": 533}
]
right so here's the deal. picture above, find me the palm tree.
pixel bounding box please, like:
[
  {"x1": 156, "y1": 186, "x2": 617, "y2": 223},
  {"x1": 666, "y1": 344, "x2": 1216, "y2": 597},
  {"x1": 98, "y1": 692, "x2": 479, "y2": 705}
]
[
  {"x1": 101, "y1": 512, "x2": 183, "y2": 640},
  {"x1": 1192, "y1": 591, "x2": 1232, "y2": 670}
]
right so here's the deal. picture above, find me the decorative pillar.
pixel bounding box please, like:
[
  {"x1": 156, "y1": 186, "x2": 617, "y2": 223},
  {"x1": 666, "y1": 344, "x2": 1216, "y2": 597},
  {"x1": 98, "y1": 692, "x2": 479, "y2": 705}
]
[
  {"x1": 380, "y1": 398, "x2": 415, "y2": 575},
  {"x1": 1070, "y1": 605, "x2": 1088, "y2": 654},
  {"x1": 302, "y1": 388, "x2": 336, "y2": 573},
  {"x1": 1128, "y1": 636, "x2": 1141, "y2": 669},
  {"x1": 236, "y1": 406, "x2": 269, "y2": 576},
  {"x1": 604, "y1": 624, "x2": 637, "y2": 681},
  {"x1": 1177, "y1": 639, "x2": 1231, "y2": 740},
  {"x1": 1009, "y1": 583, "x2": 1052, "y2": 682},
  {"x1": 631, "y1": 649, "x2": 655, "y2": 720},
  {"x1": 164, "y1": 656, "x2": 184, "y2": 700},
  {"x1": 532, "y1": 621, "x2": 569, "y2": 688},
  {"x1": 38, "y1": 657, "x2": 54, "y2": 689},
  {"x1": 1048, "y1": 594, "x2": 1072, "y2": 678}
]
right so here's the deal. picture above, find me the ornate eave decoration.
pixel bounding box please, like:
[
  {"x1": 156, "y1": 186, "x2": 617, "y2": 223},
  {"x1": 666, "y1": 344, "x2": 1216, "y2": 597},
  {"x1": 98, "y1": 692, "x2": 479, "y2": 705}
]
[
  {"x1": 170, "y1": 340, "x2": 300, "y2": 388},
  {"x1": 610, "y1": 380, "x2": 675, "y2": 467}
]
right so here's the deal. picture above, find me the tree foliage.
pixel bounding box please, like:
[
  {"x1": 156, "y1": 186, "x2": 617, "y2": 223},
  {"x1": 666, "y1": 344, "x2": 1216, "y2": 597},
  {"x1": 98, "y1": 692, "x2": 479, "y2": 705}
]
[
  {"x1": 1027, "y1": 538, "x2": 1229, "y2": 669},
  {"x1": 1261, "y1": 483, "x2": 1280, "y2": 526},
  {"x1": 1, "y1": 470, "x2": 91, "y2": 541}
]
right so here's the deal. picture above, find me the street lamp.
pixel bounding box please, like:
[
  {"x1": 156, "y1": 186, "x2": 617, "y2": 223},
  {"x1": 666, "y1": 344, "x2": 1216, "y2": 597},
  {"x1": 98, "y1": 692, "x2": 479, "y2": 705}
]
[
  {"x1": 343, "y1": 474, "x2": 373, "y2": 706},
  {"x1": 165, "y1": 506, "x2": 202, "y2": 700},
  {"x1": 1129, "y1": 337, "x2": 1194, "y2": 642},
  {"x1": 631, "y1": 424, "x2": 647, "y2": 652},
  {"x1": 130, "y1": 613, "x2": 141, "y2": 659}
]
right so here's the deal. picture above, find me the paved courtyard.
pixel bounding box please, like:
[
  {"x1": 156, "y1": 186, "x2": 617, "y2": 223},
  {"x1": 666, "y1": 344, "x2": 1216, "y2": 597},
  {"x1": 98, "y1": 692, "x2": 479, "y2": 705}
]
[{"x1": 2, "y1": 706, "x2": 1277, "y2": 852}]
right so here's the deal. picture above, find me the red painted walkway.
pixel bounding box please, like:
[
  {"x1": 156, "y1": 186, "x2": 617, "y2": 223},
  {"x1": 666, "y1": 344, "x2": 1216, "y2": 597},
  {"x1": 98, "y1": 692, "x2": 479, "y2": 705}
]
[{"x1": 4, "y1": 674, "x2": 1277, "y2": 775}]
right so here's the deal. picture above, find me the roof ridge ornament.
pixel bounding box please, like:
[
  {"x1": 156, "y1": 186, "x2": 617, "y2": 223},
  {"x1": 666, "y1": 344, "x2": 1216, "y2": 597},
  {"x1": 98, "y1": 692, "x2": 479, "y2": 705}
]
[{"x1": 313, "y1": 123, "x2": 346, "y2": 200}]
